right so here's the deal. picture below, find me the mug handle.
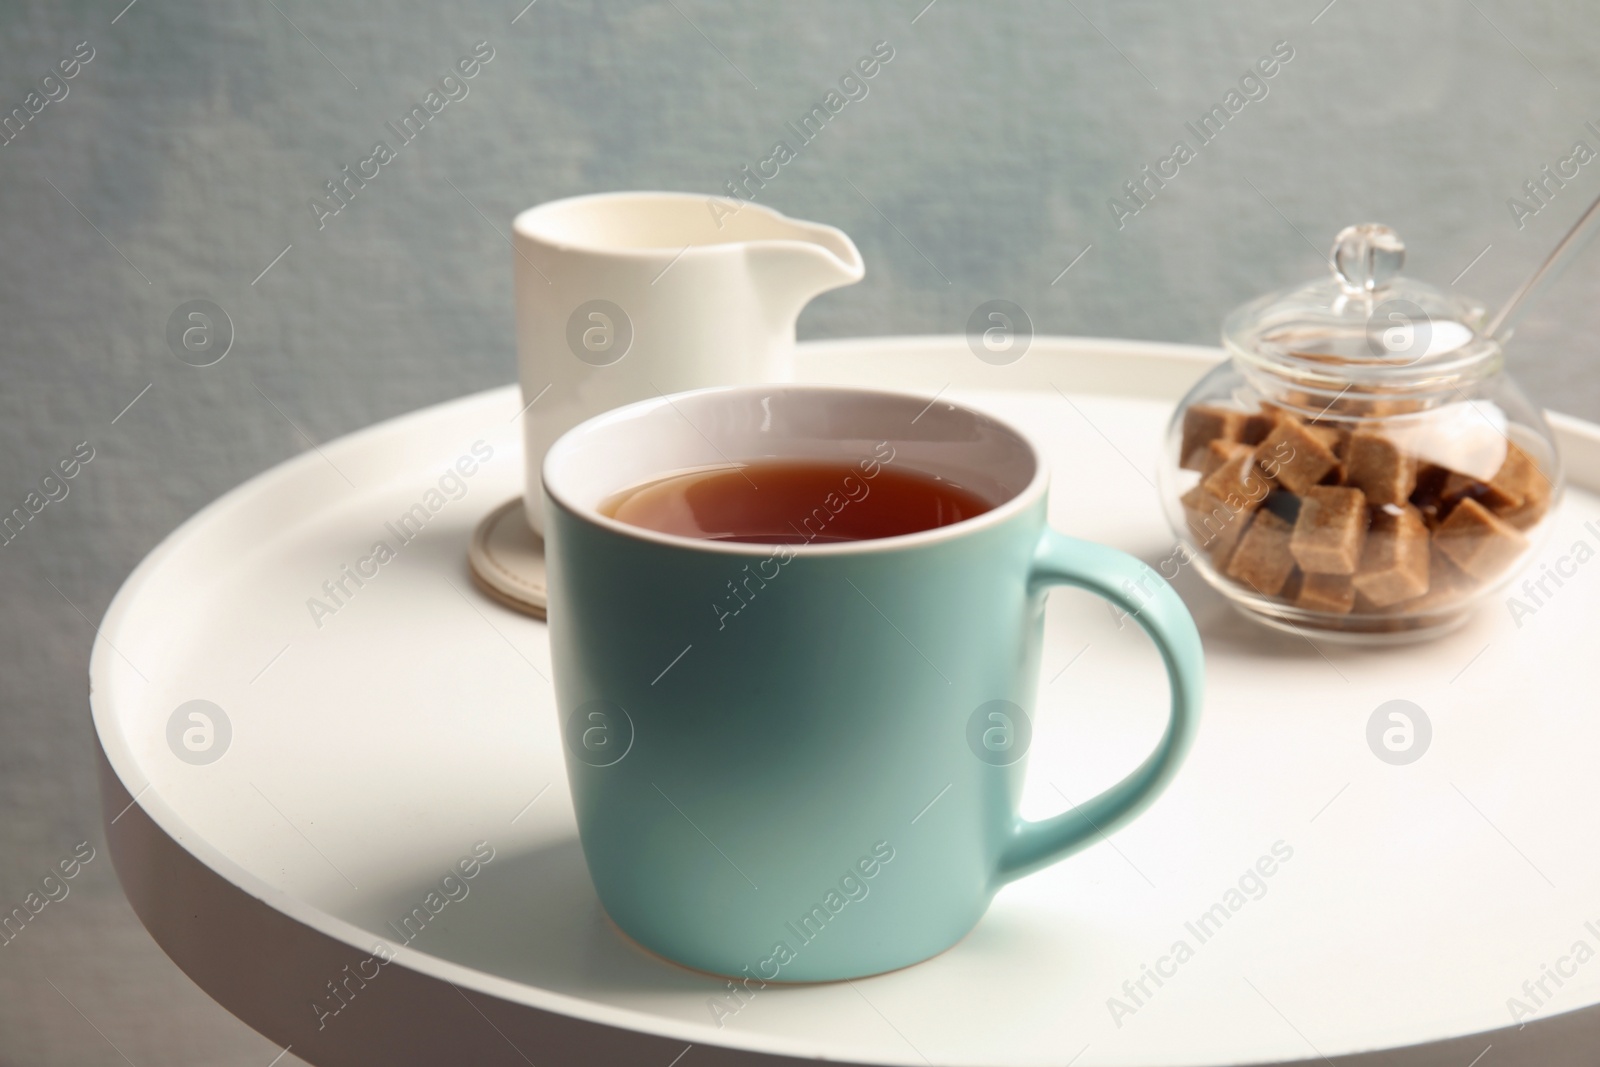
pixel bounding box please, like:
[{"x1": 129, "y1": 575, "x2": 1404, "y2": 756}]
[{"x1": 994, "y1": 527, "x2": 1205, "y2": 884}]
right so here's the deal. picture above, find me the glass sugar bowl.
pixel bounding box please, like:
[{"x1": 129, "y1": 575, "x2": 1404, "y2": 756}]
[{"x1": 1160, "y1": 223, "x2": 1562, "y2": 643}]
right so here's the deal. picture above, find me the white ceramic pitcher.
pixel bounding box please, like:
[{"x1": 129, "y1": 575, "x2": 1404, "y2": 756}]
[{"x1": 511, "y1": 191, "x2": 865, "y2": 533}]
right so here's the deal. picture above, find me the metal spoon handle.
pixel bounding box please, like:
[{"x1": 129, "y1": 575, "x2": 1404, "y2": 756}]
[{"x1": 1487, "y1": 186, "x2": 1600, "y2": 342}]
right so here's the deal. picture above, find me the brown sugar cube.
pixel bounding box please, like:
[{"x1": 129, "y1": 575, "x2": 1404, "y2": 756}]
[
  {"x1": 1438, "y1": 441, "x2": 1553, "y2": 515},
  {"x1": 1381, "y1": 547, "x2": 1477, "y2": 615},
  {"x1": 1202, "y1": 449, "x2": 1274, "y2": 513},
  {"x1": 1289, "y1": 486, "x2": 1368, "y2": 575},
  {"x1": 1259, "y1": 401, "x2": 1303, "y2": 426},
  {"x1": 1180, "y1": 404, "x2": 1247, "y2": 471},
  {"x1": 1499, "y1": 502, "x2": 1549, "y2": 530},
  {"x1": 1181, "y1": 485, "x2": 1252, "y2": 567},
  {"x1": 1491, "y1": 441, "x2": 1548, "y2": 503},
  {"x1": 1295, "y1": 573, "x2": 1355, "y2": 615},
  {"x1": 1308, "y1": 424, "x2": 1348, "y2": 457},
  {"x1": 1433, "y1": 497, "x2": 1529, "y2": 582},
  {"x1": 1225, "y1": 508, "x2": 1297, "y2": 597},
  {"x1": 1198, "y1": 439, "x2": 1254, "y2": 478},
  {"x1": 1240, "y1": 410, "x2": 1279, "y2": 445},
  {"x1": 1281, "y1": 567, "x2": 1305, "y2": 603},
  {"x1": 1352, "y1": 505, "x2": 1431, "y2": 607},
  {"x1": 1440, "y1": 470, "x2": 1519, "y2": 511},
  {"x1": 1344, "y1": 432, "x2": 1416, "y2": 506},
  {"x1": 1490, "y1": 442, "x2": 1554, "y2": 529},
  {"x1": 1308, "y1": 426, "x2": 1350, "y2": 485},
  {"x1": 1428, "y1": 541, "x2": 1477, "y2": 597},
  {"x1": 1255, "y1": 419, "x2": 1340, "y2": 494}
]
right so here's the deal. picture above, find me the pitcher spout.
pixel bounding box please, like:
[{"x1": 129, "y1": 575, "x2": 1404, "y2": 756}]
[{"x1": 745, "y1": 218, "x2": 865, "y2": 326}]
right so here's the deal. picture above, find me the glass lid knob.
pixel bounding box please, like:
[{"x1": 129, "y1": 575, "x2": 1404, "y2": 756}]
[{"x1": 1331, "y1": 223, "x2": 1405, "y2": 295}]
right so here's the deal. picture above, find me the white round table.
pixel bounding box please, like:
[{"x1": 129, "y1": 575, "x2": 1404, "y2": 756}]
[{"x1": 93, "y1": 337, "x2": 1600, "y2": 1066}]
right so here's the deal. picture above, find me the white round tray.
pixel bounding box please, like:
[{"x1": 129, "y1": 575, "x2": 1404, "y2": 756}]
[{"x1": 93, "y1": 336, "x2": 1600, "y2": 1066}]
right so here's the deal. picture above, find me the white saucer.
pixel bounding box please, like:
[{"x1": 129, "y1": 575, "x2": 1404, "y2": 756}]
[{"x1": 467, "y1": 496, "x2": 547, "y2": 618}]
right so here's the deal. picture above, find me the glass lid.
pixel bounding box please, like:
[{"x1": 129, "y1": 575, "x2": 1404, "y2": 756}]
[{"x1": 1222, "y1": 223, "x2": 1500, "y2": 389}]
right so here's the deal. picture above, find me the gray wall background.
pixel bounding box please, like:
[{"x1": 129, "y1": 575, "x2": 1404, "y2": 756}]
[{"x1": 2, "y1": 1, "x2": 1597, "y2": 1062}]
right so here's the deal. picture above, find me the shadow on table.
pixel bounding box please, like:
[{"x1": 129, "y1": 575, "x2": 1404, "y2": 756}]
[
  {"x1": 381, "y1": 835, "x2": 723, "y2": 997},
  {"x1": 376, "y1": 834, "x2": 1111, "y2": 1012}
]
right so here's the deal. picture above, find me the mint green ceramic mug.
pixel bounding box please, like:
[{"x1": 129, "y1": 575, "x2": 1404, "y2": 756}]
[{"x1": 543, "y1": 385, "x2": 1203, "y2": 981}]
